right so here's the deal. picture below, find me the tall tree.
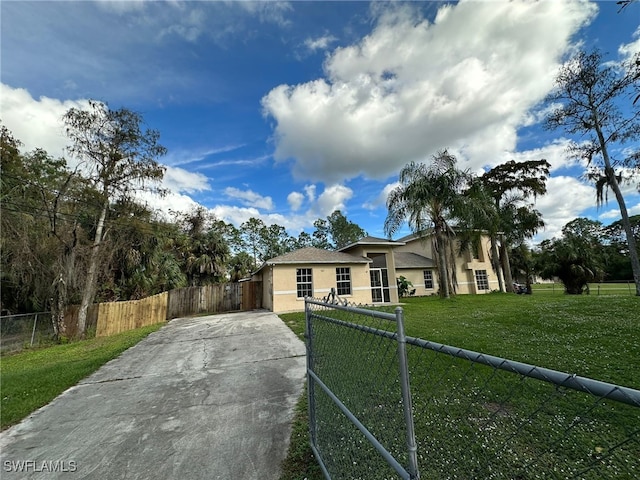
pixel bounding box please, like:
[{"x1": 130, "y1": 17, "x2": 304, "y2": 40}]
[
  {"x1": 105, "y1": 200, "x2": 186, "y2": 299},
  {"x1": 545, "y1": 49, "x2": 640, "y2": 296},
  {"x1": 261, "y1": 223, "x2": 295, "y2": 260},
  {"x1": 600, "y1": 215, "x2": 640, "y2": 280},
  {"x1": 327, "y1": 210, "x2": 367, "y2": 249},
  {"x1": 241, "y1": 217, "x2": 267, "y2": 269},
  {"x1": 311, "y1": 218, "x2": 332, "y2": 250},
  {"x1": 228, "y1": 252, "x2": 255, "y2": 282},
  {"x1": 385, "y1": 150, "x2": 474, "y2": 298},
  {"x1": 479, "y1": 159, "x2": 550, "y2": 292},
  {"x1": 63, "y1": 101, "x2": 167, "y2": 336},
  {"x1": 175, "y1": 207, "x2": 229, "y2": 286}
]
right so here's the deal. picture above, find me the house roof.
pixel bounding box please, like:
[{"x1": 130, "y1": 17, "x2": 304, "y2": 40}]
[
  {"x1": 254, "y1": 247, "x2": 371, "y2": 273},
  {"x1": 339, "y1": 235, "x2": 405, "y2": 251},
  {"x1": 394, "y1": 252, "x2": 436, "y2": 269},
  {"x1": 396, "y1": 231, "x2": 432, "y2": 243}
]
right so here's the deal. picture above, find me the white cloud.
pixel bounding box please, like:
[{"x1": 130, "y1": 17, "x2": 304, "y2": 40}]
[
  {"x1": 159, "y1": 7, "x2": 207, "y2": 43},
  {"x1": 503, "y1": 139, "x2": 578, "y2": 173},
  {"x1": 95, "y1": 0, "x2": 147, "y2": 15},
  {"x1": 262, "y1": 0, "x2": 597, "y2": 184},
  {"x1": 619, "y1": 26, "x2": 640, "y2": 61},
  {"x1": 305, "y1": 34, "x2": 337, "y2": 52},
  {"x1": 0, "y1": 83, "x2": 89, "y2": 158},
  {"x1": 236, "y1": 1, "x2": 292, "y2": 27},
  {"x1": 137, "y1": 190, "x2": 201, "y2": 221},
  {"x1": 210, "y1": 204, "x2": 308, "y2": 232},
  {"x1": 224, "y1": 187, "x2": 275, "y2": 210},
  {"x1": 163, "y1": 166, "x2": 211, "y2": 194},
  {"x1": 163, "y1": 144, "x2": 246, "y2": 167},
  {"x1": 287, "y1": 191, "x2": 305, "y2": 211},
  {"x1": 533, "y1": 176, "x2": 595, "y2": 241},
  {"x1": 304, "y1": 184, "x2": 316, "y2": 202},
  {"x1": 363, "y1": 182, "x2": 400, "y2": 210},
  {"x1": 314, "y1": 184, "x2": 354, "y2": 217}
]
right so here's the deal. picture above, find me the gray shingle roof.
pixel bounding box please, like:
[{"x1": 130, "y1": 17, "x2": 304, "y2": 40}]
[
  {"x1": 258, "y1": 247, "x2": 370, "y2": 270},
  {"x1": 339, "y1": 236, "x2": 405, "y2": 251},
  {"x1": 394, "y1": 252, "x2": 436, "y2": 269}
]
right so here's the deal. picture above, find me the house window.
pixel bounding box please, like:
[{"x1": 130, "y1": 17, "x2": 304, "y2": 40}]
[
  {"x1": 336, "y1": 267, "x2": 352, "y2": 296},
  {"x1": 475, "y1": 270, "x2": 489, "y2": 291},
  {"x1": 296, "y1": 268, "x2": 313, "y2": 298},
  {"x1": 423, "y1": 270, "x2": 434, "y2": 289}
]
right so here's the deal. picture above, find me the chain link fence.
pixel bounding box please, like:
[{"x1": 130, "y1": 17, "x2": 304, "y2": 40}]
[
  {"x1": 0, "y1": 312, "x2": 54, "y2": 354},
  {"x1": 305, "y1": 295, "x2": 640, "y2": 480}
]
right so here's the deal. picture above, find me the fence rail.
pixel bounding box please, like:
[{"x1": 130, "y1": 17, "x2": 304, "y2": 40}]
[
  {"x1": 0, "y1": 312, "x2": 54, "y2": 354},
  {"x1": 1, "y1": 281, "x2": 262, "y2": 352},
  {"x1": 305, "y1": 296, "x2": 640, "y2": 479}
]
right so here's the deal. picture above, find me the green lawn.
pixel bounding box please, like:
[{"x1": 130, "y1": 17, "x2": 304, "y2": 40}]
[
  {"x1": 278, "y1": 293, "x2": 639, "y2": 479},
  {"x1": 532, "y1": 282, "x2": 637, "y2": 296},
  {"x1": 0, "y1": 323, "x2": 164, "y2": 430}
]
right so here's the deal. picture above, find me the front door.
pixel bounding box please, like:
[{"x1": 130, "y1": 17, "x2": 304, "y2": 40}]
[{"x1": 370, "y1": 268, "x2": 391, "y2": 303}]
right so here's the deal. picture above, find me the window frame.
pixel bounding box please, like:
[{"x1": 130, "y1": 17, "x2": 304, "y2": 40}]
[
  {"x1": 423, "y1": 270, "x2": 434, "y2": 289},
  {"x1": 296, "y1": 268, "x2": 313, "y2": 298},
  {"x1": 336, "y1": 267, "x2": 352, "y2": 296},
  {"x1": 475, "y1": 269, "x2": 489, "y2": 291}
]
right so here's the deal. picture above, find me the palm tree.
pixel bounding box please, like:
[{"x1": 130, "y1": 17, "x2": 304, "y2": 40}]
[
  {"x1": 385, "y1": 150, "x2": 473, "y2": 298},
  {"x1": 478, "y1": 159, "x2": 550, "y2": 292},
  {"x1": 536, "y1": 218, "x2": 605, "y2": 294}
]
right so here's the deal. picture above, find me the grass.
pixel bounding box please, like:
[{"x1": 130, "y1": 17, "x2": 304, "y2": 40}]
[
  {"x1": 532, "y1": 282, "x2": 636, "y2": 296},
  {"x1": 278, "y1": 293, "x2": 640, "y2": 479},
  {"x1": 0, "y1": 323, "x2": 164, "y2": 430}
]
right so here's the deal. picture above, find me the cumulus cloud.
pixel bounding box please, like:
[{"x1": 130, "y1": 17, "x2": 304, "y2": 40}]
[
  {"x1": 137, "y1": 190, "x2": 201, "y2": 221},
  {"x1": 287, "y1": 191, "x2": 305, "y2": 211},
  {"x1": 262, "y1": 0, "x2": 597, "y2": 184},
  {"x1": 533, "y1": 176, "x2": 595, "y2": 241},
  {"x1": 0, "y1": 83, "x2": 88, "y2": 158},
  {"x1": 314, "y1": 184, "x2": 354, "y2": 217},
  {"x1": 504, "y1": 139, "x2": 578, "y2": 173},
  {"x1": 212, "y1": 183, "x2": 356, "y2": 232},
  {"x1": 224, "y1": 187, "x2": 275, "y2": 210},
  {"x1": 304, "y1": 184, "x2": 316, "y2": 202},
  {"x1": 163, "y1": 166, "x2": 211, "y2": 194},
  {"x1": 619, "y1": 26, "x2": 640, "y2": 61}
]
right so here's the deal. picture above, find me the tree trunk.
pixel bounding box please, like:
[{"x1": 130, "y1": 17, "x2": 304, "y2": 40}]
[
  {"x1": 77, "y1": 201, "x2": 108, "y2": 337},
  {"x1": 499, "y1": 235, "x2": 514, "y2": 293},
  {"x1": 435, "y1": 232, "x2": 450, "y2": 299},
  {"x1": 490, "y1": 235, "x2": 505, "y2": 292},
  {"x1": 593, "y1": 113, "x2": 640, "y2": 296}
]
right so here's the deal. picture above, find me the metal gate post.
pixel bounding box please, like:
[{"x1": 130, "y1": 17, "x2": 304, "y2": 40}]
[
  {"x1": 305, "y1": 299, "x2": 318, "y2": 447},
  {"x1": 395, "y1": 307, "x2": 420, "y2": 479},
  {"x1": 30, "y1": 313, "x2": 38, "y2": 346}
]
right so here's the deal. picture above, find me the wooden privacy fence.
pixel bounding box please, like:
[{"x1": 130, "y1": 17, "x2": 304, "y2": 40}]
[
  {"x1": 87, "y1": 281, "x2": 262, "y2": 337},
  {"x1": 167, "y1": 283, "x2": 241, "y2": 319},
  {"x1": 96, "y1": 292, "x2": 168, "y2": 337}
]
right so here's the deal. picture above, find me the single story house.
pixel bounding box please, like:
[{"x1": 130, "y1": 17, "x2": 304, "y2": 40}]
[{"x1": 252, "y1": 234, "x2": 499, "y2": 313}]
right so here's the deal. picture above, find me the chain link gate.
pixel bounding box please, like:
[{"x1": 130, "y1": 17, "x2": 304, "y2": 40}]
[
  {"x1": 305, "y1": 294, "x2": 419, "y2": 479},
  {"x1": 304, "y1": 293, "x2": 639, "y2": 479}
]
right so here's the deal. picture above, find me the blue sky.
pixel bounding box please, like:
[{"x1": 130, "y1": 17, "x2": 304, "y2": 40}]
[{"x1": 2, "y1": 0, "x2": 639, "y2": 243}]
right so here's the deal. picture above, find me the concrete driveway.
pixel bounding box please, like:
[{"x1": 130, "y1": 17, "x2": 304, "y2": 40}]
[{"x1": 0, "y1": 311, "x2": 307, "y2": 479}]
